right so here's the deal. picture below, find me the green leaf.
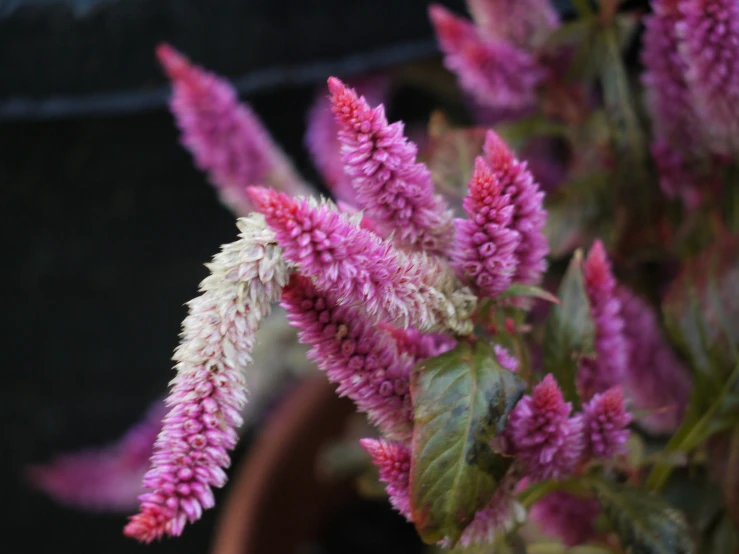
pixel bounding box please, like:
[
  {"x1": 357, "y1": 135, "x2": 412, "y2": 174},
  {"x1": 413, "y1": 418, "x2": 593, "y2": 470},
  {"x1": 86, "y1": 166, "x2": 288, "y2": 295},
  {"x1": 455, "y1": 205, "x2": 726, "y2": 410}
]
[
  {"x1": 663, "y1": 234, "x2": 739, "y2": 405},
  {"x1": 447, "y1": 532, "x2": 527, "y2": 554},
  {"x1": 543, "y1": 250, "x2": 596, "y2": 408},
  {"x1": 409, "y1": 341, "x2": 526, "y2": 546},
  {"x1": 591, "y1": 479, "x2": 695, "y2": 554},
  {"x1": 497, "y1": 283, "x2": 561, "y2": 305}
]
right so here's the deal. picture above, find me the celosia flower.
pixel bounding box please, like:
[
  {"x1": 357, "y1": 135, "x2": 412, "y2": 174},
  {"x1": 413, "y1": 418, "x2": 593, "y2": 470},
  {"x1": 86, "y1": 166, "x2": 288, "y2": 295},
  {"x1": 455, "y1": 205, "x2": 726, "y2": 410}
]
[
  {"x1": 582, "y1": 386, "x2": 631, "y2": 459},
  {"x1": 506, "y1": 374, "x2": 584, "y2": 481},
  {"x1": 530, "y1": 491, "x2": 600, "y2": 546},
  {"x1": 678, "y1": 0, "x2": 739, "y2": 156},
  {"x1": 429, "y1": 4, "x2": 544, "y2": 111},
  {"x1": 483, "y1": 131, "x2": 549, "y2": 286},
  {"x1": 125, "y1": 214, "x2": 290, "y2": 542},
  {"x1": 328, "y1": 77, "x2": 454, "y2": 254},
  {"x1": 641, "y1": 0, "x2": 700, "y2": 154},
  {"x1": 156, "y1": 44, "x2": 310, "y2": 216},
  {"x1": 305, "y1": 76, "x2": 389, "y2": 207},
  {"x1": 616, "y1": 286, "x2": 691, "y2": 434},
  {"x1": 453, "y1": 156, "x2": 522, "y2": 297},
  {"x1": 248, "y1": 186, "x2": 476, "y2": 335},
  {"x1": 360, "y1": 439, "x2": 413, "y2": 519},
  {"x1": 577, "y1": 240, "x2": 628, "y2": 402},
  {"x1": 282, "y1": 274, "x2": 414, "y2": 441},
  {"x1": 28, "y1": 401, "x2": 166, "y2": 512},
  {"x1": 466, "y1": 0, "x2": 559, "y2": 48}
]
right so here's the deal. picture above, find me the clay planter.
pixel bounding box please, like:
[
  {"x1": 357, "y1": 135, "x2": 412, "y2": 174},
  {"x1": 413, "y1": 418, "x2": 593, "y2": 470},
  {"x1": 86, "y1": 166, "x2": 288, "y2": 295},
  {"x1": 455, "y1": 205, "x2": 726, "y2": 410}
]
[{"x1": 211, "y1": 376, "x2": 358, "y2": 554}]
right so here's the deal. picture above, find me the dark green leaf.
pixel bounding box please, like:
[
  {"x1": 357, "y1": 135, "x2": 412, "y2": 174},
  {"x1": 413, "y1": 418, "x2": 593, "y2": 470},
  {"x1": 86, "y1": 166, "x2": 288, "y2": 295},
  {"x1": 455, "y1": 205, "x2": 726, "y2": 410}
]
[
  {"x1": 497, "y1": 284, "x2": 561, "y2": 305},
  {"x1": 495, "y1": 115, "x2": 569, "y2": 152},
  {"x1": 409, "y1": 341, "x2": 526, "y2": 545},
  {"x1": 663, "y1": 234, "x2": 739, "y2": 405},
  {"x1": 543, "y1": 250, "x2": 596, "y2": 408},
  {"x1": 700, "y1": 511, "x2": 739, "y2": 554},
  {"x1": 592, "y1": 479, "x2": 695, "y2": 554}
]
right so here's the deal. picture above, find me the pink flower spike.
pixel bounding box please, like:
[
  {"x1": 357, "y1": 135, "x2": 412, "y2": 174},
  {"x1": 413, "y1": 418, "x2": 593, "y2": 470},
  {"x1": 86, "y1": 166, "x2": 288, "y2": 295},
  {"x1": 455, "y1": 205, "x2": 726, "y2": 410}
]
[
  {"x1": 577, "y1": 240, "x2": 628, "y2": 402},
  {"x1": 378, "y1": 323, "x2": 457, "y2": 363},
  {"x1": 305, "y1": 76, "x2": 390, "y2": 207},
  {"x1": 452, "y1": 156, "x2": 521, "y2": 298},
  {"x1": 582, "y1": 386, "x2": 632, "y2": 459},
  {"x1": 248, "y1": 186, "x2": 475, "y2": 335},
  {"x1": 641, "y1": 1, "x2": 701, "y2": 155},
  {"x1": 125, "y1": 214, "x2": 290, "y2": 542},
  {"x1": 27, "y1": 401, "x2": 166, "y2": 512},
  {"x1": 506, "y1": 374, "x2": 584, "y2": 481},
  {"x1": 282, "y1": 275, "x2": 414, "y2": 441},
  {"x1": 360, "y1": 439, "x2": 413, "y2": 520},
  {"x1": 483, "y1": 130, "x2": 549, "y2": 287},
  {"x1": 678, "y1": 0, "x2": 739, "y2": 156},
  {"x1": 530, "y1": 491, "x2": 600, "y2": 546},
  {"x1": 429, "y1": 4, "x2": 544, "y2": 111},
  {"x1": 327, "y1": 77, "x2": 454, "y2": 254},
  {"x1": 616, "y1": 286, "x2": 691, "y2": 434},
  {"x1": 156, "y1": 43, "x2": 311, "y2": 216},
  {"x1": 466, "y1": 0, "x2": 560, "y2": 48}
]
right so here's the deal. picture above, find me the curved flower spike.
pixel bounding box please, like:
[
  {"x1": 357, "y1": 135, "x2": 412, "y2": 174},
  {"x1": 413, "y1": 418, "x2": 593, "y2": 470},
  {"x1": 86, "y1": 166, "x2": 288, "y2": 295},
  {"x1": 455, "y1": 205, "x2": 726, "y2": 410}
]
[
  {"x1": 306, "y1": 76, "x2": 390, "y2": 207},
  {"x1": 156, "y1": 43, "x2": 311, "y2": 216},
  {"x1": 282, "y1": 275, "x2": 415, "y2": 441},
  {"x1": 577, "y1": 240, "x2": 628, "y2": 401},
  {"x1": 125, "y1": 214, "x2": 290, "y2": 542},
  {"x1": 360, "y1": 439, "x2": 413, "y2": 519},
  {"x1": 248, "y1": 186, "x2": 476, "y2": 335},
  {"x1": 328, "y1": 77, "x2": 454, "y2": 254},
  {"x1": 429, "y1": 4, "x2": 544, "y2": 111}
]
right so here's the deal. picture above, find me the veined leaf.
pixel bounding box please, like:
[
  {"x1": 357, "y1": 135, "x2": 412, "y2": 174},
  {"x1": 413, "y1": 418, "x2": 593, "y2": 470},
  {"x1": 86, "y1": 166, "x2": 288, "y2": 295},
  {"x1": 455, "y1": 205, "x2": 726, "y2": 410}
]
[
  {"x1": 409, "y1": 341, "x2": 526, "y2": 546},
  {"x1": 543, "y1": 250, "x2": 595, "y2": 408},
  {"x1": 663, "y1": 234, "x2": 739, "y2": 404},
  {"x1": 591, "y1": 479, "x2": 695, "y2": 554}
]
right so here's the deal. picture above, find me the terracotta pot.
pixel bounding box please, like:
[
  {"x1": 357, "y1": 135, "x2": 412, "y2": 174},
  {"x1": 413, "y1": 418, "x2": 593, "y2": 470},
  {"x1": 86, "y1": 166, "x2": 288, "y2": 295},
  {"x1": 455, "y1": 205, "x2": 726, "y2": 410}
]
[{"x1": 211, "y1": 376, "x2": 358, "y2": 554}]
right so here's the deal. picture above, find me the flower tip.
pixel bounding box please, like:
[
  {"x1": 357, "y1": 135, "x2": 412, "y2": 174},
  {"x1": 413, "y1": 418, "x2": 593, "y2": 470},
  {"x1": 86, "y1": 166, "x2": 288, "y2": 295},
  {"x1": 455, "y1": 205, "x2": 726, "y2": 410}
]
[
  {"x1": 245, "y1": 185, "x2": 272, "y2": 209},
  {"x1": 359, "y1": 437, "x2": 380, "y2": 455},
  {"x1": 123, "y1": 512, "x2": 162, "y2": 543},
  {"x1": 483, "y1": 130, "x2": 514, "y2": 170},
  {"x1": 327, "y1": 76, "x2": 345, "y2": 95},
  {"x1": 155, "y1": 43, "x2": 191, "y2": 81},
  {"x1": 428, "y1": 3, "x2": 468, "y2": 45}
]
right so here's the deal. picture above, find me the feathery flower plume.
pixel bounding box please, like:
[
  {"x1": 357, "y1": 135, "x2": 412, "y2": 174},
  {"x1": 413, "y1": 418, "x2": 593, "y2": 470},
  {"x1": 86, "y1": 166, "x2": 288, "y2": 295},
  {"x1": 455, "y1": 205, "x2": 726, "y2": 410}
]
[
  {"x1": 678, "y1": 0, "x2": 739, "y2": 156},
  {"x1": 530, "y1": 491, "x2": 600, "y2": 546},
  {"x1": 305, "y1": 77, "x2": 390, "y2": 207},
  {"x1": 577, "y1": 240, "x2": 628, "y2": 401},
  {"x1": 28, "y1": 401, "x2": 166, "y2": 512},
  {"x1": 582, "y1": 386, "x2": 632, "y2": 459},
  {"x1": 328, "y1": 77, "x2": 454, "y2": 254},
  {"x1": 650, "y1": 141, "x2": 704, "y2": 210},
  {"x1": 248, "y1": 186, "x2": 476, "y2": 335},
  {"x1": 466, "y1": 0, "x2": 560, "y2": 48},
  {"x1": 360, "y1": 439, "x2": 413, "y2": 519},
  {"x1": 156, "y1": 44, "x2": 310, "y2": 216},
  {"x1": 282, "y1": 274, "x2": 414, "y2": 441},
  {"x1": 616, "y1": 286, "x2": 691, "y2": 434},
  {"x1": 506, "y1": 374, "x2": 584, "y2": 481},
  {"x1": 641, "y1": 0, "x2": 699, "y2": 153},
  {"x1": 453, "y1": 156, "x2": 522, "y2": 297},
  {"x1": 483, "y1": 131, "x2": 549, "y2": 286},
  {"x1": 125, "y1": 214, "x2": 290, "y2": 542},
  {"x1": 429, "y1": 4, "x2": 544, "y2": 111}
]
